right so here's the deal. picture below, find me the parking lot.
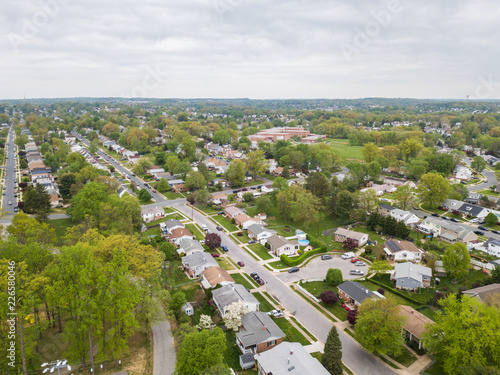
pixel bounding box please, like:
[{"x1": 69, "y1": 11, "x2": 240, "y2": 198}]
[{"x1": 274, "y1": 255, "x2": 367, "y2": 284}]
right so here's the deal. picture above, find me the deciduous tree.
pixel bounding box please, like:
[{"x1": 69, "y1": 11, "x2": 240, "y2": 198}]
[
  {"x1": 205, "y1": 233, "x2": 221, "y2": 249},
  {"x1": 442, "y1": 243, "x2": 470, "y2": 281},
  {"x1": 418, "y1": 172, "x2": 452, "y2": 208}
]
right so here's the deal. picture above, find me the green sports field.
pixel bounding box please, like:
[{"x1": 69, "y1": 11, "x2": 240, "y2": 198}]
[{"x1": 326, "y1": 138, "x2": 364, "y2": 161}]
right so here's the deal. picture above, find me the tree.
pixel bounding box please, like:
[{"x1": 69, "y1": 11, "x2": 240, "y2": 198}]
[
  {"x1": 343, "y1": 238, "x2": 357, "y2": 250},
  {"x1": 22, "y1": 183, "x2": 51, "y2": 214},
  {"x1": 322, "y1": 326, "x2": 343, "y2": 375},
  {"x1": 165, "y1": 154, "x2": 180, "y2": 172},
  {"x1": 442, "y1": 243, "x2": 471, "y2": 281},
  {"x1": 213, "y1": 129, "x2": 231, "y2": 145},
  {"x1": 205, "y1": 233, "x2": 221, "y2": 249},
  {"x1": 185, "y1": 171, "x2": 207, "y2": 190},
  {"x1": 400, "y1": 138, "x2": 423, "y2": 161},
  {"x1": 223, "y1": 301, "x2": 249, "y2": 331},
  {"x1": 460, "y1": 363, "x2": 500, "y2": 375},
  {"x1": 484, "y1": 212, "x2": 498, "y2": 226},
  {"x1": 137, "y1": 188, "x2": 152, "y2": 202},
  {"x1": 395, "y1": 221, "x2": 410, "y2": 239},
  {"x1": 422, "y1": 295, "x2": 500, "y2": 375},
  {"x1": 173, "y1": 160, "x2": 192, "y2": 179},
  {"x1": 450, "y1": 183, "x2": 469, "y2": 201},
  {"x1": 361, "y1": 142, "x2": 379, "y2": 163},
  {"x1": 157, "y1": 178, "x2": 171, "y2": 193},
  {"x1": 368, "y1": 260, "x2": 393, "y2": 278},
  {"x1": 325, "y1": 268, "x2": 343, "y2": 287},
  {"x1": 272, "y1": 176, "x2": 289, "y2": 190},
  {"x1": 176, "y1": 328, "x2": 226, "y2": 375},
  {"x1": 169, "y1": 291, "x2": 187, "y2": 318},
  {"x1": 358, "y1": 189, "x2": 379, "y2": 213},
  {"x1": 320, "y1": 290, "x2": 339, "y2": 304},
  {"x1": 245, "y1": 150, "x2": 269, "y2": 180},
  {"x1": 418, "y1": 172, "x2": 452, "y2": 208},
  {"x1": 226, "y1": 159, "x2": 245, "y2": 187},
  {"x1": 471, "y1": 156, "x2": 487, "y2": 173},
  {"x1": 393, "y1": 185, "x2": 415, "y2": 211},
  {"x1": 133, "y1": 157, "x2": 153, "y2": 175},
  {"x1": 242, "y1": 192, "x2": 254, "y2": 202},
  {"x1": 197, "y1": 315, "x2": 215, "y2": 330},
  {"x1": 306, "y1": 172, "x2": 331, "y2": 200},
  {"x1": 188, "y1": 189, "x2": 213, "y2": 207},
  {"x1": 331, "y1": 190, "x2": 358, "y2": 219},
  {"x1": 355, "y1": 297, "x2": 406, "y2": 356},
  {"x1": 200, "y1": 364, "x2": 231, "y2": 375},
  {"x1": 255, "y1": 196, "x2": 273, "y2": 214}
]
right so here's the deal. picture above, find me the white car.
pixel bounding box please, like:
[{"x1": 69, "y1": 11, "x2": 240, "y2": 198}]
[
  {"x1": 350, "y1": 269, "x2": 364, "y2": 275},
  {"x1": 267, "y1": 310, "x2": 284, "y2": 317},
  {"x1": 355, "y1": 261, "x2": 366, "y2": 266}
]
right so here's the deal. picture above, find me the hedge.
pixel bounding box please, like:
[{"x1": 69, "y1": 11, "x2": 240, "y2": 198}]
[
  {"x1": 367, "y1": 278, "x2": 424, "y2": 307},
  {"x1": 307, "y1": 234, "x2": 326, "y2": 249},
  {"x1": 280, "y1": 247, "x2": 327, "y2": 267}
]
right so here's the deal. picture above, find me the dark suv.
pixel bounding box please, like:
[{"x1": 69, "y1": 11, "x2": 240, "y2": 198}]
[{"x1": 288, "y1": 267, "x2": 300, "y2": 273}]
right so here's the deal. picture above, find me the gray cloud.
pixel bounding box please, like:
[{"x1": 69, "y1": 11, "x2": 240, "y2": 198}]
[{"x1": 0, "y1": 0, "x2": 499, "y2": 99}]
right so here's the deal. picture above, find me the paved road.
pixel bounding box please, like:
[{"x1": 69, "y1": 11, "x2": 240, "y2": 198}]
[
  {"x1": 164, "y1": 199, "x2": 397, "y2": 375},
  {"x1": 1, "y1": 126, "x2": 18, "y2": 219},
  {"x1": 152, "y1": 307, "x2": 176, "y2": 375},
  {"x1": 463, "y1": 157, "x2": 497, "y2": 191}
]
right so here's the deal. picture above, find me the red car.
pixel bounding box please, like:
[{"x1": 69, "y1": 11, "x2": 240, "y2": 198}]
[
  {"x1": 211, "y1": 253, "x2": 220, "y2": 258},
  {"x1": 152, "y1": 190, "x2": 157, "y2": 193},
  {"x1": 350, "y1": 258, "x2": 361, "y2": 263},
  {"x1": 237, "y1": 261, "x2": 245, "y2": 267}
]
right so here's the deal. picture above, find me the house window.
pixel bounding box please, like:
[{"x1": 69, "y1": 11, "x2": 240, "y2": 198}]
[{"x1": 267, "y1": 340, "x2": 276, "y2": 347}]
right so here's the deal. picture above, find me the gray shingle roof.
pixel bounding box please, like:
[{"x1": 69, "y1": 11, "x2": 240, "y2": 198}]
[
  {"x1": 247, "y1": 224, "x2": 274, "y2": 235},
  {"x1": 393, "y1": 262, "x2": 432, "y2": 283},
  {"x1": 236, "y1": 311, "x2": 285, "y2": 348},
  {"x1": 179, "y1": 238, "x2": 203, "y2": 253},
  {"x1": 338, "y1": 281, "x2": 380, "y2": 304},
  {"x1": 379, "y1": 203, "x2": 396, "y2": 211},
  {"x1": 212, "y1": 284, "x2": 258, "y2": 311}
]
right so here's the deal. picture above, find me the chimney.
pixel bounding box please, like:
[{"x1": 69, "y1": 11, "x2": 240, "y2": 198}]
[
  {"x1": 411, "y1": 310, "x2": 414, "y2": 314},
  {"x1": 287, "y1": 358, "x2": 290, "y2": 364},
  {"x1": 290, "y1": 350, "x2": 293, "y2": 355}
]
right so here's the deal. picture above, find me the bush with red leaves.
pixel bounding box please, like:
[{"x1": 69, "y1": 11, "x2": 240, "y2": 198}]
[
  {"x1": 319, "y1": 290, "x2": 339, "y2": 305},
  {"x1": 205, "y1": 232, "x2": 221, "y2": 249},
  {"x1": 347, "y1": 309, "x2": 358, "y2": 325},
  {"x1": 377, "y1": 288, "x2": 385, "y2": 295}
]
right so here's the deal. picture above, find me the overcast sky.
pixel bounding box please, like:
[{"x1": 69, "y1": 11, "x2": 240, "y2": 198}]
[{"x1": 1, "y1": 0, "x2": 499, "y2": 100}]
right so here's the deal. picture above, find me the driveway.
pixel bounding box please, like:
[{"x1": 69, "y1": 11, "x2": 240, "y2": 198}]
[
  {"x1": 275, "y1": 256, "x2": 367, "y2": 284},
  {"x1": 152, "y1": 306, "x2": 176, "y2": 375}
]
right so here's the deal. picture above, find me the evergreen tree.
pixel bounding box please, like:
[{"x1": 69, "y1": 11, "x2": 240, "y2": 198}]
[
  {"x1": 395, "y1": 221, "x2": 410, "y2": 239},
  {"x1": 322, "y1": 326, "x2": 343, "y2": 375}
]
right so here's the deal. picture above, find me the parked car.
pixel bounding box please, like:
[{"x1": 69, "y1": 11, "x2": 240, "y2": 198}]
[
  {"x1": 432, "y1": 213, "x2": 440, "y2": 217},
  {"x1": 321, "y1": 255, "x2": 333, "y2": 260},
  {"x1": 350, "y1": 269, "x2": 364, "y2": 275},
  {"x1": 450, "y1": 218, "x2": 459, "y2": 222},
  {"x1": 201, "y1": 224, "x2": 208, "y2": 231},
  {"x1": 355, "y1": 261, "x2": 366, "y2": 266},
  {"x1": 492, "y1": 230, "x2": 500, "y2": 235},
  {"x1": 478, "y1": 226, "x2": 489, "y2": 231},
  {"x1": 350, "y1": 258, "x2": 361, "y2": 263},
  {"x1": 242, "y1": 188, "x2": 248, "y2": 191},
  {"x1": 8, "y1": 201, "x2": 12, "y2": 205},
  {"x1": 221, "y1": 245, "x2": 229, "y2": 252},
  {"x1": 474, "y1": 230, "x2": 485, "y2": 235},
  {"x1": 250, "y1": 272, "x2": 258, "y2": 279},
  {"x1": 248, "y1": 240, "x2": 257, "y2": 244},
  {"x1": 152, "y1": 190, "x2": 157, "y2": 193},
  {"x1": 288, "y1": 267, "x2": 300, "y2": 273},
  {"x1": 441, "y1": 216, "x2": 449, "y2": 220},
  {"x1": 257, "y1": 278, "x2": 265, "y2": 285},
  {"x1": 237, "y1": 261, "x2": 245, "y2": 267},
  {"x1": 211, "y1": 253, "x2": 220, "y2": 258},
  {"x1": 267, "y1": 310, "x2": 283, "y2": 317},
  {"x1": 218, "y1": 211, "x2": 224, "y2": 215},
  {"x1": 233, "y1": 190, "x2": 238, "y2": 194},
  {"x1": 216, "y1": 226, "x2": 223, "y2": 231},
  {"x1": 14, "y1": 207, "x2": 18, "y2": 212}
]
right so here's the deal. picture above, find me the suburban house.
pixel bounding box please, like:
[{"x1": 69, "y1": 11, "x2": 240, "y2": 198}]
[
  {"x1": 172, "y1": 184, "x2": 188, "y2": 193},
  {"x1": 391, "y1": 262, "x2": 432, "y2": 291},
  {"x1": 337, "y1": 281, "x2": 384, "y2": 307},
  {"x1": 256, "y1": 341, "x2": 330, "y2": 375},
  {"x1": 267, "y1": 235, "x2": 299, "y2": 257},
  {"x1": 261, "y1": 185, "x2": 274, "y2": 194},
  {"x1": 383, "y1": 176, "x2": 408, "y2": 187},
  {"x1": 397, "y1": 305, "x2": 435, "y2": 349},
  {"x1": 236, "y1": 311, "x2": 285, "y2": 354},
  {"x1": 361, "y1": 184, "x2": 397, "y2": 196},
  {"x1": 225, "y1": 206, "x2": 245, "y2": 219},
  {"x1": 168, "y1": 228, "x2": 195, "y2": 245},
  {"x1": 212, "y1": 284, "x2": 259, "y2": 317},
  {"x1": 159, "y1": 219, "x2": 184, "y2": 235},
  {"x1": 141, "y1": 207, "x2": 165, "y2": 223},
  {"x1": 457, "y1": 203, "x2": 488, "y2": 219},
  {"x1": 464, "y1": 193, "x2": 483, "y2": 205},
  {"x1": 384, "y1": 240, "x2": 424, "y2": 262},
  {"x1": 418, "y1": 217, "x2": 478, "y2": 244},
  {"x1": 181, "y1": 252, "x2": 218, "y2": 278},
  {"x1": 212, "y1": 193, "x2": 229, "y2": 205},
  {"x1": 462, "y1": 284, "x2": 500, "y2": 303},
  {"x1": 378, "y1": 203, "x2": 396, "y2": 217},
  {"x1": 453, "y1": 165, "x2": 472, "y2": 181},
  {"x1": 440, "y1": 199, "x2": 464, "y2": 212},
  {"x1": 201, "y1": 267, "x2": 235, "y2": 289},
  {"x1": 484, "y1": 239, "x2": 500, "y2": 257},
  {"x1": 177, "y1": 238, "x2": 204, "y2": 256},
  {"x1": 334, "y1": 228, "x2": 369, "y2": 247},
  {"x1": 247, "y1": 224, "x2": 277, "y2": 242},
  {"x1": 235, "y1": 214, "x2": 263, "y2": 230},
  {"x1": 271, "y1": 167, "x2": 283, "y2": 177},
  {"x1": 390, "y1": 209, "x2": 420, "y2": 226}
]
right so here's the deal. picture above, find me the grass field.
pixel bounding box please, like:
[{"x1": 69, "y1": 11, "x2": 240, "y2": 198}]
[
  {"x1": 247, "y1": 244, "x2": 273, "y2": 260},
  {"x1": 212, "y1": 215, "x2": 239, "y2": 232},
  {"x1": 185, "y1": 223, "x2": 205, "y2": 241},
  {"x1": 273, "y1": 318, "x2": 311, "y2": 346},
  {"x1": 48, "y1": 218, "x2": 73, "y2": 246},
  {"x1": 326, "y1": 138, "x2": 364, "y2": 161}
]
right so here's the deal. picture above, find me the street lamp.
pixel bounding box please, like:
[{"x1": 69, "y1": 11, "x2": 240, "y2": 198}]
[{"x1": 42, "y1": 360, "x2": 71, "y2": 375}]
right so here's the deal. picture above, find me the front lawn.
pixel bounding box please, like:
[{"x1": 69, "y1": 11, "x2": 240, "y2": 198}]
[
  {"x1": 231, "y1": 273, "x2": 256, "y2": 290},
  {"x1": 214, "y1": 256, "x2": 235, "y2": 271},
  {"x1": 298, "y1": 281, "x2": 347, "y2": 321},
  {"x1": 470, "y1": 249, "x2": 499, "y2": 262},
  {"x1": 387, "y1": 345, "x2": 418, "y2": 367},
  {"x1": 48, "y1": 218, "x2": 73, "y2": 246},
  {"x1": 212, "y1": 215, "x2": 239, "y2": 232},
  {"x1": 224, "y1": 331, "x2": 243, "y2": 371},
  {"x1": 252, "y1": 292, "x2": 275, "y2": 312},
  {"x1": 435, "y1": 269, "x2": 490, "y2": 294},
  {"x1": 185, "y1": 223, "x2": 205, "y2": 241},
  {"x1": 247, "y1": 244, "x2": 273, "y2": 260},
  {"x1": 367, "y1": 274, "x2": 429, "y2": 305},
  {"x1": 273, "y1": 318, "x2": 311, "y2": 346},
  {"x1": 357, "y1": 279, "x2": 422, "y2": 309},
  {"x1": 163, "y1": 191, "x2": 185, "y2": 200},
  {"x1": 422, "y1": 360, "x2": 445, "y2": 375}
]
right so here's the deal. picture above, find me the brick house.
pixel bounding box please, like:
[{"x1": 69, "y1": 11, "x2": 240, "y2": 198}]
[{"x1": 236, "y1": 311, "x2": 285, "y2": 354}]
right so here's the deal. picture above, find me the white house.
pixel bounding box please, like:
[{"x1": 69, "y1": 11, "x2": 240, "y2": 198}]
[
  {"x1": 247, "y1": 224, "x2": 277, "y2": 242},
  {"x1": 267, "y1": 235, "x2": 299, "y2": 257},
  {"x1": 454, "y1": 165, "x2": 472, "y2": 181},
  {"x1": 181, "y1": 252, "x2": 218, "y2": 278},
  {"x1": 212, "y1": 284, "x2": 259, "y2": 317},
  {"x1": 261, "y1": 185, "x2": 274, "y2": 194},
  {"x1": 485, "y1": 239, "x2": 500, "y2": 257},
  {"x1": 384, "y1": 240, "x2": 424, "y2": 262},
  {"x1": 141, "y1": 207, "x2": 165, "y2": 223},
  {"x1": 390, "y1": 209, "x2": 420, "y2": 226}
]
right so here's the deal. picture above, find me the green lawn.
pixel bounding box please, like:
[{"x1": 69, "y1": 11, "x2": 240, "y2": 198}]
[
  {"x1": 161, "y1": 260, "x2": 190, "y2": 286},
  {"x1": 230, "y1": 273, "x2": 256, "y2": 290},
  {"x1": 420, "y1": 204, "x2": 445, "y2": 215},
  {"x1": 224, "y1": 331, "x2": 242, "y2": 371},
  {"x1": 298, "y1": 281, "x2": 348, "y2": 321},
  {"x1": 422, "y1": 360, "x2": 445, "y2": 375},
  {"x1": 163, "y1": 191, "x2": 185, "y2": 200},
  {"x1": 247, "y1": 244, "x2": 273, "y2": 260},
  {"x1": 325, "y1": 138, "x2": 364, "y2": 161},
  {"x1": 358, "y1": 279, "x2": 422, "y2": 309},
  {"x1": 435, "y1": 269, "x2": 490, "y2": 294},
  {"x1": 349, "y1": 225, "x2": 385, "y2": 245},
  {"x1": 387, "y1": 345, "x2": 418, "y2": 367},
  {"x1": 212, "y1": 215, "x2": 239, "y2": 232},
  {"x1": 48, "y1": 218, "x2": 73, "y2": 246},
  {"x1": 185, "y1": 224, "x2": 205, "y2": 241},
  {"x1": 235, "y1": 232, "x2": 251, "y2": 243},
  {"x1": 366, "y1": 274, "x2": 429, "y2": 305},
  {"x1": 470, "y1": 249, "x2": 499, "y2": 262},
  {"x1": 267, "y1": 260, "x2": 291, "y2": 270},
  {"x1": 252, "y1": 292, "x2": 275, "y2": 312},
  {"x1": 214, "y1": 257, "x2": 235, "y2": 271},
  {"x1": 195, "y1": 205, "x2": 221, "y2": 215},
  {"x1": 273, "y1": 318, "x2": 311, "y2": 346},
  {"x1": 474, "y1": 188, "x2": 499, "y2": 196}
]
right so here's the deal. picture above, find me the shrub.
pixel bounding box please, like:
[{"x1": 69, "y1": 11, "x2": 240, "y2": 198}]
[
  {"x1": 471, "y1": 282, "x2": 480, "y2": 289},
  {"x1": 377, "y1": 288, "x2": 385, "y2": 295},
  {"x1": 319, "y1": 290, "x2": 339, "y2": 304},
  {"x1": 205, "y1": 233, "x2": 222, "y2": 249},
  {"x1": 442, "y1": 287, "x2": 448, "y2": 292},
  {"x1": 237, "y1": 232, "x2": 243, "y2": 236},
  {"x1": 280, "y1": 247, "x2": 327, "y2": 267},
  {"x1": 347, "y1": 309, "x2": 358, "y2": 325},
  {"x1": 325, "y1": 268, "x2": 343, "y2": 287}
]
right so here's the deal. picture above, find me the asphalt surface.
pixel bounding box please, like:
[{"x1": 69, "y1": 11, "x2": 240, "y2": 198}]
[
  {"x1": 152, "y1": 307, "x2": 176, "y2": 375},
  {"x1": 1, "y1": 126, "x2": 18, "y2": 219},
  {"x1": 463, "y1": 157, "x2": 497, "y2": 191}
]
